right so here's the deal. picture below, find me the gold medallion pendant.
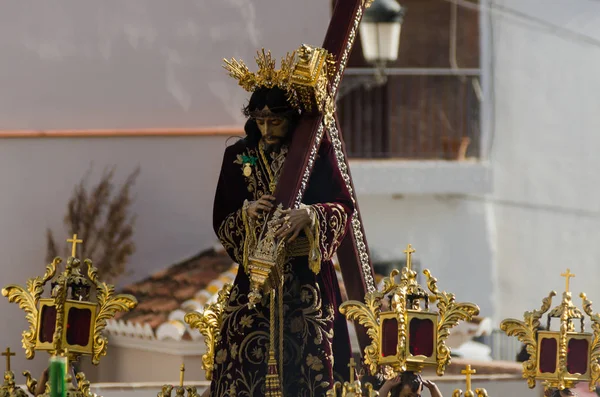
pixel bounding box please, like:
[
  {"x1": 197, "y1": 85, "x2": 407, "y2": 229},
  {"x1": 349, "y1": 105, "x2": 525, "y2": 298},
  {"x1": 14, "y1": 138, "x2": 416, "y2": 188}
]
[{"x1": 243, "y1": 163, "x2": 252, "y2": 177}]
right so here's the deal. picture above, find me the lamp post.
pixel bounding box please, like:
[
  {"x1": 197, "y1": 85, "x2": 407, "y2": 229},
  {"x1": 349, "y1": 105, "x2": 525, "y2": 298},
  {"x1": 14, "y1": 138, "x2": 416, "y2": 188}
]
[{"x1": 359, "y1": 0, "x2": 405, "y2": 84}]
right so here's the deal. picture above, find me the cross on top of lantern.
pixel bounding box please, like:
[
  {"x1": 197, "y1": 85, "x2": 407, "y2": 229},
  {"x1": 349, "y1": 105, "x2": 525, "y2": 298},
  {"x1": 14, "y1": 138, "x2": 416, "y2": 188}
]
[
  {"x1": 1, "y1": 233, "x2": 138, "y2": 365},
  {"x1": 339, "y1": 244, "x2": 480, "y2": 378},
  {"x1": 500, "y1": 268, "x2": 600, "y2": 392},
  {"x1": 0, "y1": 346, "x2": 28, "y2": 397},
  {"x1": 452, "y1": 365, "x2": 489, "y2": 397},
  {"x1": 158, "y1": 364, "x2": 201, "y2": 397}
]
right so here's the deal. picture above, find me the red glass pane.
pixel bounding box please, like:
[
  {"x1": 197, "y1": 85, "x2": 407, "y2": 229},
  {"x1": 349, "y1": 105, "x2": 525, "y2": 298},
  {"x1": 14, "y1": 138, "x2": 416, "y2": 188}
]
[
  {"x1": 39, "y1": 305, "x2": 57, "y2": 343},
  {"x1": 66, "y1": 307, "x2": 92, "y2": 346},
  {"x1": 381, "y1": 318, "x2": 398, "y2": 357},
  {"x1": 567, "y1": 338, "x2": 589, "y2": 375},
  {"x1": 409, "y1": 317, "x2": 434, "y2": 357},
  {"x1": 539, "y1": 337, "x2": 558, "y2": 373}
]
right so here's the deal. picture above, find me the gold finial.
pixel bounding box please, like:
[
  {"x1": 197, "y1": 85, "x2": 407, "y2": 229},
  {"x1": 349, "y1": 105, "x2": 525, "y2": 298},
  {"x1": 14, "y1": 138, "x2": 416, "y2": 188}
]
[
  {"x1": 404, "y1": 244, "x2": 416, "y2": 271},
  {"x1": 561, "y1": 269, "x2": 575, "y2": 293},
  {"x1": 179, "y1": 363, "x2": 185, "y2": 387},
  {"x1": 2, "y1": 347, "x2": 15, "y2": 372},
  {"x1": 461, "y1": 364, "x2": 476, "y2": 391},
  {"x1": 66, "y1": 234, "x2": 83, "y2": 258},
  {"x1": 348, "y1": 358, "x2": 356, "y2": 383}
]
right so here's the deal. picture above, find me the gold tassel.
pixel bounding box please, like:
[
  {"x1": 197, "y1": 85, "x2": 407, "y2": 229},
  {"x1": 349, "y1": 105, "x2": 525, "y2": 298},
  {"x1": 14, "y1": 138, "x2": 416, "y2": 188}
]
[
  {"x1": 278, "y1": 279, "x2": 284, "y2": 379},
  {"x1": 265, "y1": 288, "x2": 283, "y2": 397}
]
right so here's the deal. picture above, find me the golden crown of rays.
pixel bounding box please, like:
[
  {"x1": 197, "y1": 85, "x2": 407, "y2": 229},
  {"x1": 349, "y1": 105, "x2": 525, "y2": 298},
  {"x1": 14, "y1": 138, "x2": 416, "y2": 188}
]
[
  {"x1": 223, "y1": 45, "x2": 336, "y2": 116},
  {"x1": 223, "y1": 49, "x2": 296, "y2": 93}
]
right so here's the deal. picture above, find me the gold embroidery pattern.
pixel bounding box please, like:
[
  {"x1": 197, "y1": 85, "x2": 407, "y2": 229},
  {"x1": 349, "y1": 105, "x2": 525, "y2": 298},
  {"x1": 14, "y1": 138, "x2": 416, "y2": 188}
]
[
  {"x1": 209, "y1": 262, "x2": 335, "y2": 397},
  {"x1": 217, "y1": 209, "x2": 246, "y2": 265},
  {"x1": 311, "y1": 203, "x2": 348, "y2": 261}
]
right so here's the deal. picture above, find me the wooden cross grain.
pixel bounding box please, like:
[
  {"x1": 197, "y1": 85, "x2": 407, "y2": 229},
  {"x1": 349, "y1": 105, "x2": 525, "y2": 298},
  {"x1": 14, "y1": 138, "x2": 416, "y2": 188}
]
[
  {"x1": 273, "y1": 0, "x2": 376, "y2": 352},
  {"x1": 2, "y1": 347, "x2": 15, "y2": 372}
]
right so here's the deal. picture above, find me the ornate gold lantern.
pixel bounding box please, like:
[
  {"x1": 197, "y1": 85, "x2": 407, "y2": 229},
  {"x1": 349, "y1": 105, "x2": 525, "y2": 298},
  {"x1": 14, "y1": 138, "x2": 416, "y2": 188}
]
[
  {"x1": 500, "y1": 268, "x2": 600, "y2": 392},
  {"x1": 1, "y1": 234, "x2": 138, "y2": 397},
  {"x1": 339, "y1": 245, "x2": 480, "y2": 378},
  {"x1": 158, "y1": 364, "x2": 200, "y2": 397},
  {"x1": 452, "y1": 365, "x2": 488, "y2": 397}
]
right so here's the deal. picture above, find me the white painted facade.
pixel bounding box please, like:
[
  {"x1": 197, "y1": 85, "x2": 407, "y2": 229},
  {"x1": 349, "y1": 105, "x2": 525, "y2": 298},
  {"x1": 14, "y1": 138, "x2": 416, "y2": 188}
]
[{"x1": 484, "y1": 0, "x2": 600, "y2": 323}]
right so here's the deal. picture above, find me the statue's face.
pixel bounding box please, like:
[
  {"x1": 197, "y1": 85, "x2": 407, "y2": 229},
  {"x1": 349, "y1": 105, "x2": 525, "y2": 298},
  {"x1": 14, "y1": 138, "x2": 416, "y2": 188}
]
[{"x1": 255, "y1": 106, "x2": 290, "y2": 147}]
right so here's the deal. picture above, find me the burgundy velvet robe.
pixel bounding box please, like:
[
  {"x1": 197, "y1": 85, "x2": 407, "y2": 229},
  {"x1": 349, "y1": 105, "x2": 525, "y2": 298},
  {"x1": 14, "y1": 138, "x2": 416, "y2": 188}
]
[{"x1": 211, "y1": 136, "x2": 354, "y2": 396}]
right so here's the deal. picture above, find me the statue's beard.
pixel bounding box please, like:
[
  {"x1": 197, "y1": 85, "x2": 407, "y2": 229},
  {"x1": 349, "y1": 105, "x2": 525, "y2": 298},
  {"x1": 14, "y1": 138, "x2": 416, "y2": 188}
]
[{"x1": 262, "y1": 135, "x2": 287, "y2": 154}]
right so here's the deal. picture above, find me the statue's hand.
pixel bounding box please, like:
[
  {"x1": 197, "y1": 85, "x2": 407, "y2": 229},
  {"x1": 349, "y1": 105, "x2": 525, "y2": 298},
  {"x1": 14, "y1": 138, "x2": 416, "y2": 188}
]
[
  {"x1": 273, "y1": 207, "x2": 312, "y2": 242},
  {"x1": 247, "y1": 195, "x2": 275, "y2": 219}
]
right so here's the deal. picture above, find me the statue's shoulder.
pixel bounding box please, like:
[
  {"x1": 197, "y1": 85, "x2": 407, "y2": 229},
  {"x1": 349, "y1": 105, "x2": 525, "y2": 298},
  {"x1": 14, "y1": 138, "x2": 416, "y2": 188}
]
[{"x1": 223, "y1": 138, "x2": 250, "y2": 159}]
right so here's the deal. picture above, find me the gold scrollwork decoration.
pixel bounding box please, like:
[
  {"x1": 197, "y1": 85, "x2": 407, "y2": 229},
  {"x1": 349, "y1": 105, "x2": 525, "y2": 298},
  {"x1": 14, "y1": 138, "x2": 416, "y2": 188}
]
[
  {"x1": 423, "y1": 270, "x2": 480, "y2": 375},
  {"x1": 580, "y1": 292, "x2": 600, "y2": 392},
  {"x1": 87, "y1": 260, "x2": 137, "y2": 365},
  {"x1": 500, "y1": 291, "x2": 556, "y2": 388},
  {"x1": 1, "y1": 258, "x2": 60, "y2": 359},
  {"x1": 184, "y1": 284, "x2": 232, "y2": 381},
  {"x1": 339, "y1": 289, "x2": 383, "y2": 376}
]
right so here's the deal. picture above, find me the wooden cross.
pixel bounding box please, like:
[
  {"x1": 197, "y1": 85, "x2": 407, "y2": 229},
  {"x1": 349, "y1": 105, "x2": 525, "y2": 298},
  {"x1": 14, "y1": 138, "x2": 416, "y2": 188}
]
[
  {"x1": 461, "y1": 364, "x2": 476, "y2": 391},
  {"x1": 347, "y1": 357, "x2": 356, "y2": 383},
  {"x1": 273, "y1": 0, "x2": 376, "y2": 353},
  {"x1": 561, "y1": 268, "x2": 576, "y2": 292},
  {"x1": 2, "y1": 347, "x2": 15, "y2": 371},
  {"x1": 404, "y1": 244, "x2": 416, "y2": 272},
  {"x1": 66, "y1": 234, "x2": 83, "y2": 258}
]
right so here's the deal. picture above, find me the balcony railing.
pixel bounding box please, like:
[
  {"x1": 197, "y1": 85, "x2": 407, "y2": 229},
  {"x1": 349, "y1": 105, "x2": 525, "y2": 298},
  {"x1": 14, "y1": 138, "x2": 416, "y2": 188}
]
[{"x1": 337, "y1": 68, "x2": 482, "y2": 160}]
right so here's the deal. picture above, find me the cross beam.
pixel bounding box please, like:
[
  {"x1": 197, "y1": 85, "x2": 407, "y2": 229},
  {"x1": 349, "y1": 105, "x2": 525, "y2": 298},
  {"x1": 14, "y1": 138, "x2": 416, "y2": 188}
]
[{"x1": 273, "y1": 0, "x2": 375, "y2": 353}]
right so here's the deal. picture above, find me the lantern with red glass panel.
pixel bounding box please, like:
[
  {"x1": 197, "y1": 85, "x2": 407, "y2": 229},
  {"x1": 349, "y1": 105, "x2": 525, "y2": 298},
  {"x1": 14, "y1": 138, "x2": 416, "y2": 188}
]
[
  {"x1": 501, "y1": 269, "x2": 600, "y2": 393},
  {"x1": 2, "y1": 234, "x2": 137, "y2": 366},
  {"x1": 340, "y1": 244, "x2": 480, "y2": 378}
]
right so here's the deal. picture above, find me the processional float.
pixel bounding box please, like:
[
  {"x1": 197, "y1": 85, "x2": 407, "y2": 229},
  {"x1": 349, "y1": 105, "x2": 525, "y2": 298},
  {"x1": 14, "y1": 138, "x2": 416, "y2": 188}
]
[
  {"x1": 501, "y1": 268, "x2": 600, "y2": 393},
  {"x1": 0, "y1": 234, "x2": 137, "y2": 397}
]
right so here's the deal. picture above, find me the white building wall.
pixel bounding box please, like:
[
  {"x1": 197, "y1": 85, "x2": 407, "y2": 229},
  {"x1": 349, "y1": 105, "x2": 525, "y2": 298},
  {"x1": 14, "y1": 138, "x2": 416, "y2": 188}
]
[
  {"x1": 356, "y1": 194, "x2": 496, "y2": 317},
  {"x1": 487, "y1": 0, "x2": 600, "y2": 321}
]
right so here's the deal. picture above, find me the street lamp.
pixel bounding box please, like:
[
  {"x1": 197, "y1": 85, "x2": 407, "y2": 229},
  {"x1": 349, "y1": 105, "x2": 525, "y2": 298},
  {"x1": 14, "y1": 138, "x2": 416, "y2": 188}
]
[{"x1": 359, "y1": 0, "x2": 405, "y2": 84}]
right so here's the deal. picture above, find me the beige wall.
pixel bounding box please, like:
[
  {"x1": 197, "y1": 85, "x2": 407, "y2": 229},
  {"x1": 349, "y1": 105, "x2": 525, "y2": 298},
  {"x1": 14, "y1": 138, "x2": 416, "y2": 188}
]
[
  {"x1": 0, "y1": 1, "x2": 329, "y2": 130},
  {"x1": 87, "y1": 345, "x2": 204, "y2": 384},
  {"x1": 0, "y1": 135, "x2": 233, "y2": 379}
]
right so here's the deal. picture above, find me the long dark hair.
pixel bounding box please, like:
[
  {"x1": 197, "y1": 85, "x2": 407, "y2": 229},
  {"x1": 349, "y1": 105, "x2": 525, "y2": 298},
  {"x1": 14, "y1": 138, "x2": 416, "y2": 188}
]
[
  {"x1": 242, "y1": 86, "x2": 300, "y2": 147},
  {"x1": 390, "y1": 372, "x2": 423, "y2": 397}
]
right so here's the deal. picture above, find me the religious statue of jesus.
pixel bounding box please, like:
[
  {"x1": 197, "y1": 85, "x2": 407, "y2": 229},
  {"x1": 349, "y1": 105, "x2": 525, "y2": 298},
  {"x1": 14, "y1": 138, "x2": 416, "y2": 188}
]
[{"x1": 209, "y1": 51, "x2": 355, "y2": 396}]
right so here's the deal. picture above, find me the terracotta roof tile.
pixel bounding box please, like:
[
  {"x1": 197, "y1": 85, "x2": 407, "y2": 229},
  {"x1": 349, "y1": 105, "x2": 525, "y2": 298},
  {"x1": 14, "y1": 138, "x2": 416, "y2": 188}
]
[
  {"x1": 118, "y1": 246, "x2": 387, "y2": 337},
  {"x1": 117, "y1": 247, "x2": 236, "y2": 330}
]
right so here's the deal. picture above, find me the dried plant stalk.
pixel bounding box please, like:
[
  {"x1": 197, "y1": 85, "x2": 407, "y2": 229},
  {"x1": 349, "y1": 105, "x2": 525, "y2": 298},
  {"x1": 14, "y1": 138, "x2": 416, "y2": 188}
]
[{"x1": 46, "y1": 166, "x2": 140, "y2": 283}]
